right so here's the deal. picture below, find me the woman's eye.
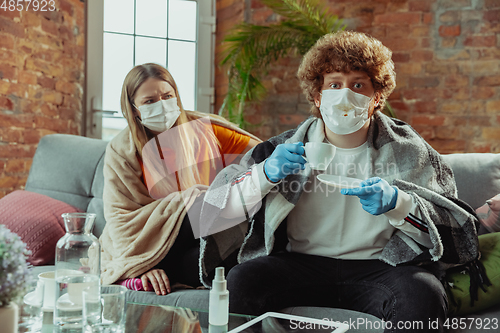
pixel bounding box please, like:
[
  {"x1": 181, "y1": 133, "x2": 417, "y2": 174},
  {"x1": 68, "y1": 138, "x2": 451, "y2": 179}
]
[
  {"x1": 145, "y1": 100, "x2": 154, "y2": 104},
  {"x1": 329, "y1": 83, "x2": 340, "y2": 89},
  {"x1": 353, "y1": 83, "x2": 363, "y2": 89}
]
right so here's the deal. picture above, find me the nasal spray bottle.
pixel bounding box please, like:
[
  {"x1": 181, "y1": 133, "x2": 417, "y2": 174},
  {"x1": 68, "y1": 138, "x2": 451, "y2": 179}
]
[{"x1": 209, "y1": 267, "x2": 229, "y2": 331}]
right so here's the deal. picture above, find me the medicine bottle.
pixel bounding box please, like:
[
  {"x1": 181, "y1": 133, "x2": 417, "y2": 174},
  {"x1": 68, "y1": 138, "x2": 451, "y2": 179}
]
[{"x1": 209, "y1": 267, "x2": 229, "y2": 327}]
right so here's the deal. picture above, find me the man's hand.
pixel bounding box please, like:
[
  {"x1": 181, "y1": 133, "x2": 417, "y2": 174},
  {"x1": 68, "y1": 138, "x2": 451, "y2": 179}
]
[
  {"x1": 264, "y1": 142, "x2": 306, "y2": 183},
  {"x1": 140, "y1": 268, "x2": 171, "y2": 295},
  {"x1": 341, "y1": 177, "x2": 398, "y2": 215}
]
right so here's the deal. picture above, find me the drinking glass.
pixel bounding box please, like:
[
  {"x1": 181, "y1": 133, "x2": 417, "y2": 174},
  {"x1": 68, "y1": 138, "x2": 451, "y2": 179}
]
[
  {"x1": 18, "y1": 278, "x2": 44, "y2": 333},
  {"x1": 82, "y1": 285, "x2": 127, "y2": 333}
]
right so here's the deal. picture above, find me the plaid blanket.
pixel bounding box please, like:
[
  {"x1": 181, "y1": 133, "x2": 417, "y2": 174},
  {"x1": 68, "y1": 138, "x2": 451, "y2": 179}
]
[{"x1": 199, "y1": 112, "x2": 480, "y2": 287}]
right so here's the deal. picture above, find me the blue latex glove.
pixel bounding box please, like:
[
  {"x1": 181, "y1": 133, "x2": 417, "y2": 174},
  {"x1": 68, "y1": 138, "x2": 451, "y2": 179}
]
[
  {"x1": 341, "y1": 177, "x2": 398, "y2": 215},
  {"x1": 264, "y1": 142, "x2": 306, "y2": 183}
]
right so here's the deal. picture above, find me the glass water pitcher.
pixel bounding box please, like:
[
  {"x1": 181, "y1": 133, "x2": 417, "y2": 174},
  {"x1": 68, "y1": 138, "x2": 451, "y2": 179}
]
[{"x1": 53, "y1": 212, "x2": 101, "y2": 332}]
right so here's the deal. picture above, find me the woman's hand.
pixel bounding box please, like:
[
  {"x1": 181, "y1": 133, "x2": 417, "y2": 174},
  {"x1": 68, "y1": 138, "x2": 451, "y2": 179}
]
[{"x1": 140, "y1": 268, "x2": 171, "y2": 295}]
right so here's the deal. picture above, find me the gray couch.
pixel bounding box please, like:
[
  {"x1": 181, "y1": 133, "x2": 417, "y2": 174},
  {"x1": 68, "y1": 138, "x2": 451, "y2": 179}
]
[{"x1": 26, "y1": 134, "x2": 500, "y2": 332}]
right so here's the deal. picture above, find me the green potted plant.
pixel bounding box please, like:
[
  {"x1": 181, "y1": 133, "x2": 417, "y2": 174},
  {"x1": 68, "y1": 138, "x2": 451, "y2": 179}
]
[
  {"x1": 219, "y1": 0, "x2": 344, "y2": 129},
  {"x1": 0, "y1": 225, "x2": 33, "y2": 333},
  {"x1": 219, "y1": 0, "x2": 397, "y2": 130}
]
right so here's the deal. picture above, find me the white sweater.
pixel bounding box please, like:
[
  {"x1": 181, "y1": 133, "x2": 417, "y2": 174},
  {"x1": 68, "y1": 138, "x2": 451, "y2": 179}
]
[{"x1": 220, "y1": 142, "x2": 432, "y2": 259}]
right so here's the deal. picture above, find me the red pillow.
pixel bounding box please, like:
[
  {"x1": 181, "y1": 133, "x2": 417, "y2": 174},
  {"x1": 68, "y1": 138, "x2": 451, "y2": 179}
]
[
  {"x1": 0, "y1": 190, "x2": 81, "y2": 265},
  {"x1": 476, "y1": 193, "x2": 500, "y2": 233}
]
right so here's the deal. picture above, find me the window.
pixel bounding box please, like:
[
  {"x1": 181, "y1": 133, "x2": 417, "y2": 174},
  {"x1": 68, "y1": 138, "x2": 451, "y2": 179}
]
[{"x1": 85, "y1": 0, "x2": 215, "y2": 140}]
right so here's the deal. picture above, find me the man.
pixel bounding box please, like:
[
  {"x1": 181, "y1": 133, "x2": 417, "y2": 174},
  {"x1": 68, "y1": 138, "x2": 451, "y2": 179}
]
[{"x1": 199, "y1": 31, "x2": 481, "y2": 332}]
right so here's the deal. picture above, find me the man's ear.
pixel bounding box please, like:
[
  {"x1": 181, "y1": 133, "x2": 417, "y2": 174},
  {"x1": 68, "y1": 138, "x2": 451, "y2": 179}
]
[
  {"x1": 374, "y1": 93, "x2": 381, "y2": 107},
  {"x1": 368, "y1": 93, "x2": 381, "y2": 117},
  {"x1": 314, "y1": 94, "x2": 321, "y2": 108}
]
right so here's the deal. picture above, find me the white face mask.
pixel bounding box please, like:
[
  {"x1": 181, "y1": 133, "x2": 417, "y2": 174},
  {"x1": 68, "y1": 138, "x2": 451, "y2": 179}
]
[
  {"x1": 137, "y1": 98, "x2": 181, "y2": 132},
  {"x1": 319, "y1": 88, "x2": 372, "y2": 135}
]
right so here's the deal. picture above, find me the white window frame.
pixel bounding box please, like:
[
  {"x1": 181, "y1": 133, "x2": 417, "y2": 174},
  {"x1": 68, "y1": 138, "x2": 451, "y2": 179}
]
[{"x1": 84, "y1": 0, "x2": 216, "y2": 139}]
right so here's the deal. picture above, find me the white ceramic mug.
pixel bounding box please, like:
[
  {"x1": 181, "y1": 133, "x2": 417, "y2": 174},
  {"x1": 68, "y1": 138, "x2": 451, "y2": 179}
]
[
  {"x1": 304, "y1": 142, "x2": 336, "y2": 171},
  {"x1": 38, "y1": 271, "x2": 55, "y2": 310}
]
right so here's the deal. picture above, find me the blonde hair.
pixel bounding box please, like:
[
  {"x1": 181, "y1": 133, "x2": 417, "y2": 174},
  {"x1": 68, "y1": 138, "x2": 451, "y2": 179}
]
[
  {"x1": 121, "y1": 63, "x2": 221, "y2": 194},
  {"x1": 297, "y1": 31, "x2": 396, "y2": 117}
]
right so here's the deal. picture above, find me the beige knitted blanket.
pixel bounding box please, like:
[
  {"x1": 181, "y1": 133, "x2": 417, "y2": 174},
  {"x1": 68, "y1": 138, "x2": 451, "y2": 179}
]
[{"x1": 97, "y1": 111, "x2": 260, "y2": 285}]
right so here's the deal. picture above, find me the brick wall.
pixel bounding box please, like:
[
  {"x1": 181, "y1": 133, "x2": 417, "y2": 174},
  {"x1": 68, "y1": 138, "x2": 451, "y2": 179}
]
[
  {"x1": 214, "y1": 0, "x2": 244, "y2": 120},
  {"x1": 215, "y1": 0, "x2": 500, "y2": 153},
  {"x1": 0, "y1": 0, "x2": 84, "y2": 197}
]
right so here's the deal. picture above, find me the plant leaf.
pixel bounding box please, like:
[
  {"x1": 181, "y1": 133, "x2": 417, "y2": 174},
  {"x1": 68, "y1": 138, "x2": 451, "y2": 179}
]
[{"x1": 218, "y1": 0, "x2": 345, "y2": 129}]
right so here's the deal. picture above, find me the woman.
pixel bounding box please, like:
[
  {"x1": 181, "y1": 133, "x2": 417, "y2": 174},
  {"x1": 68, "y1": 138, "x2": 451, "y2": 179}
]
[{"x1": 97, "y1": 63, "x2": 260, "y2": 295}]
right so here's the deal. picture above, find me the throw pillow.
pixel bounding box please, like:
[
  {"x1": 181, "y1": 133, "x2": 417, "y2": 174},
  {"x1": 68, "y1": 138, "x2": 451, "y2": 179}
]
[
  {"x1": 476, "y1": 193, "x2": 500, "y2": 233},
  {"x1": 0, "y1": 190, "x2": 81, "y2": 266},
  {"x1": 446, "y1": 232, "x2": 500, "y2": 316}
]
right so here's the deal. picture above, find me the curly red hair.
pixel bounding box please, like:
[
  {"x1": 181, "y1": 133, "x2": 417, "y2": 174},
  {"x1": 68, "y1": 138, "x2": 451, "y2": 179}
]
[{"x1": 297, "y1": 31, "x2": 396, "y2": 117}]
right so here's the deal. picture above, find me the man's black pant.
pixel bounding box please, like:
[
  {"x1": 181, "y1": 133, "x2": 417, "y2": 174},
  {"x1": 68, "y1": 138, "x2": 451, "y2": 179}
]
[{"x1": 227, "y1": 251, "x2": 447, "y2": 332}]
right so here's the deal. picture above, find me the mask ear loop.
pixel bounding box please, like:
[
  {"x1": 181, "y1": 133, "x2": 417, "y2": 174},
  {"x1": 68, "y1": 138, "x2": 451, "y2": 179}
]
[
  {"x1": 315, "y1": 92, "x2": 322, "y2": 108},
  {"x1": 132, "y1": 103, "x2": 149, "y2": 136},
  {"x1": 132, "y1": 103, "x2": 142, "y2": 122}
]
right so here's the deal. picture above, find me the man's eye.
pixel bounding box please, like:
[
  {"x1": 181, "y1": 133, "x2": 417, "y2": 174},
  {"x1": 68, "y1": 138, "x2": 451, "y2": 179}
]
[
  {"x1": 329, "y1": 83, "x2": 340, "y2": 89},
  {"x1": 353, "y1": 83, "x2": 363, "y2": 89}
]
